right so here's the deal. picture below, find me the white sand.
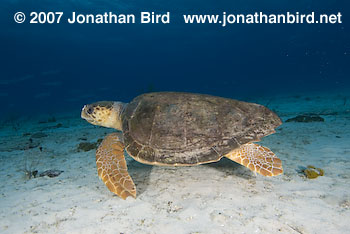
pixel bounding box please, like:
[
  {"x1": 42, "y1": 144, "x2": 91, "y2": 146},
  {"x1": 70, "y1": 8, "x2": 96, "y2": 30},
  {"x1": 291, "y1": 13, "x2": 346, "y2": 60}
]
[{"x1": 0, "y1": 92, "x2": 349, "y2": 234}]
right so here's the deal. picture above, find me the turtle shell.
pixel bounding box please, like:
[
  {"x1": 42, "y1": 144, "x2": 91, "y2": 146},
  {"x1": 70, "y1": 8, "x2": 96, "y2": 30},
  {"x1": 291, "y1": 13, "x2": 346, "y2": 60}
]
[{"x1": 121, "y1": 92, "x2": 281, "y2": 165}]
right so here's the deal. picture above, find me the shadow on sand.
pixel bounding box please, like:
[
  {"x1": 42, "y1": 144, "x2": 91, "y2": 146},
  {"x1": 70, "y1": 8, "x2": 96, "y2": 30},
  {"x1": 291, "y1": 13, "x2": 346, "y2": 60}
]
[
  {"x1": 204, "y1": 157, "x2": 254, "y2": 180},
  {"x1": 128, "y1": 160, "x2": 153, "y2": 197},
  {"x1": 128, "y1": 156, "x2": 254, "y2": 196}
]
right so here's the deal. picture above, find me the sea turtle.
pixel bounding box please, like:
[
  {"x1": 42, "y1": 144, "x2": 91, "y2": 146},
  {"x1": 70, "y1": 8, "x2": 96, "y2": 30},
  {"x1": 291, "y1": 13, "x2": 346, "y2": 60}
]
[{"x1": 81, "y1": 92, "x2": 283, "y2": 199}]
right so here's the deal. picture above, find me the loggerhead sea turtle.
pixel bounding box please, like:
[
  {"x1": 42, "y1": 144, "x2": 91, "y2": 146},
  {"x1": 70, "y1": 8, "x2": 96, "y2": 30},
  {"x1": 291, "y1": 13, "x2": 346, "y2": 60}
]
[{"x1": 81, "y1": 92, "x2": 283, "y2": 199}]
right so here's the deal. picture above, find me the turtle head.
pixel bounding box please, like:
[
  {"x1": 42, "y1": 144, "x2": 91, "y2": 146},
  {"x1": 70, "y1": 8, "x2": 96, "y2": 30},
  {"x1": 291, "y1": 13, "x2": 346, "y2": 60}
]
[{"x1": 81, "y1": 101, "x2": 125, "y2": 130}]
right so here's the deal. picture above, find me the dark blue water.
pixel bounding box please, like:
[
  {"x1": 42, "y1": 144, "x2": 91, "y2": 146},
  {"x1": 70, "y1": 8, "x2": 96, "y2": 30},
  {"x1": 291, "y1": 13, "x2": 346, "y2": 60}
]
[{"x1": 1, "y1": 0, "x2": 349, "y2": 116}]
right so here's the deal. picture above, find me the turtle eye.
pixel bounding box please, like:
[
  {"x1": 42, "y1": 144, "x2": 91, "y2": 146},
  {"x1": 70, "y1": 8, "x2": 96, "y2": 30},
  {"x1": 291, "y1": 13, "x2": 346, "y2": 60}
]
[{"x1": 87, "y1": 107, "x2": 93, "y2": 114}]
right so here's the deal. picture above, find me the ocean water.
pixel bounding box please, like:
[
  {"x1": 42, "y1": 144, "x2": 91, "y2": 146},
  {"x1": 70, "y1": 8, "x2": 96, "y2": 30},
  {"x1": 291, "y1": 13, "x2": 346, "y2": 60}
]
[
  {"x1": 1, "y1": 0, "x2": 350, "y2": 233},
  {"x1": 1, "y1": 0, "x2": 349, "y2": 116}
]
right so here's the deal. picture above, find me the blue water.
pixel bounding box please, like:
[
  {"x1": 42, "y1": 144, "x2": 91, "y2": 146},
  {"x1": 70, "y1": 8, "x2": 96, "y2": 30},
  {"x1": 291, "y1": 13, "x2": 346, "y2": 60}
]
[{"x1": 0, "y1": 0, "x2": 349, "y2": 116}]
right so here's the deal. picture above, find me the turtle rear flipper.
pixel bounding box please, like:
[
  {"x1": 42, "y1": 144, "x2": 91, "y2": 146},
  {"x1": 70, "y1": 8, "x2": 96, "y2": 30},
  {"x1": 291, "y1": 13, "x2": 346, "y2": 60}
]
[
  {"x1": 225, "y1": 143, "x2": 283, "y2": 176},
  {"x1": 96, "y1": 133, "x2": 136, "y2": 199}
]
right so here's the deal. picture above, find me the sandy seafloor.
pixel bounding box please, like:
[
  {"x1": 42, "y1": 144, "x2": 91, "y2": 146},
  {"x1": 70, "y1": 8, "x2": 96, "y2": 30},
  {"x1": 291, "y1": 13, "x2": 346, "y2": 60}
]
[{"x1": 0, "y1": 92, "x2": 349, "y2": 234}]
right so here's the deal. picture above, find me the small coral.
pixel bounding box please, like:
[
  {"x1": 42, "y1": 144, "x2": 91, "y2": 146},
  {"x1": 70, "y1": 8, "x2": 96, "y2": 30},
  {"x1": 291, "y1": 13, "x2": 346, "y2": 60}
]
[
  {"x1": 39, "y1": 170, "x2": 64, "y2": 178},
  {"x1": 286, "y1": 114, "x2": 324, "y2": 123},
  {"x1": 304, "y1": 169, "x2": 319, "y2": 179},
  {"x1": 303, "y1": 165, "x2": 324, "y2": 179},
  {"x1": 25, "y1": 170, "x2": 38, "y2": 179}
]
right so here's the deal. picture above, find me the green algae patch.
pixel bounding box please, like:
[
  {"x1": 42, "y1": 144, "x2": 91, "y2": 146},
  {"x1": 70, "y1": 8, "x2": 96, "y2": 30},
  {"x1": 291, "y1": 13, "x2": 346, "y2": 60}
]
[{"x1": 77, "y1": 142, "x2": 98, "y2": 152}]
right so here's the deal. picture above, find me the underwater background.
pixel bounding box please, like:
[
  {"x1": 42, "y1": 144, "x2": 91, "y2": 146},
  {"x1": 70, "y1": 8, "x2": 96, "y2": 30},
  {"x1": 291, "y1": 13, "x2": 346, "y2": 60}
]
[{"x1": 0, "y1": 0, "x2": 349, "y2": 117}]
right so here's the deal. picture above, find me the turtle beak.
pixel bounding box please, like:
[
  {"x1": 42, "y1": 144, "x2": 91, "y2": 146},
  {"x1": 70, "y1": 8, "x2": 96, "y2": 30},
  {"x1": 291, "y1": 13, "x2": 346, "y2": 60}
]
[{"x1": 81, "y1": 105, "x2": 92, "y2": 121}]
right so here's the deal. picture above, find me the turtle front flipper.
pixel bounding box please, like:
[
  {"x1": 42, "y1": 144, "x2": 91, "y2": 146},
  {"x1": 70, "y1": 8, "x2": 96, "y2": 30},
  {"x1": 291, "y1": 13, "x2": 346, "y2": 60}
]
[
  {"x1": 96, "y1": 133, "x2": 136, "y2": 199},
  {"x1": 224, "y1": 143, "x2": 283, "y2": 176}
]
